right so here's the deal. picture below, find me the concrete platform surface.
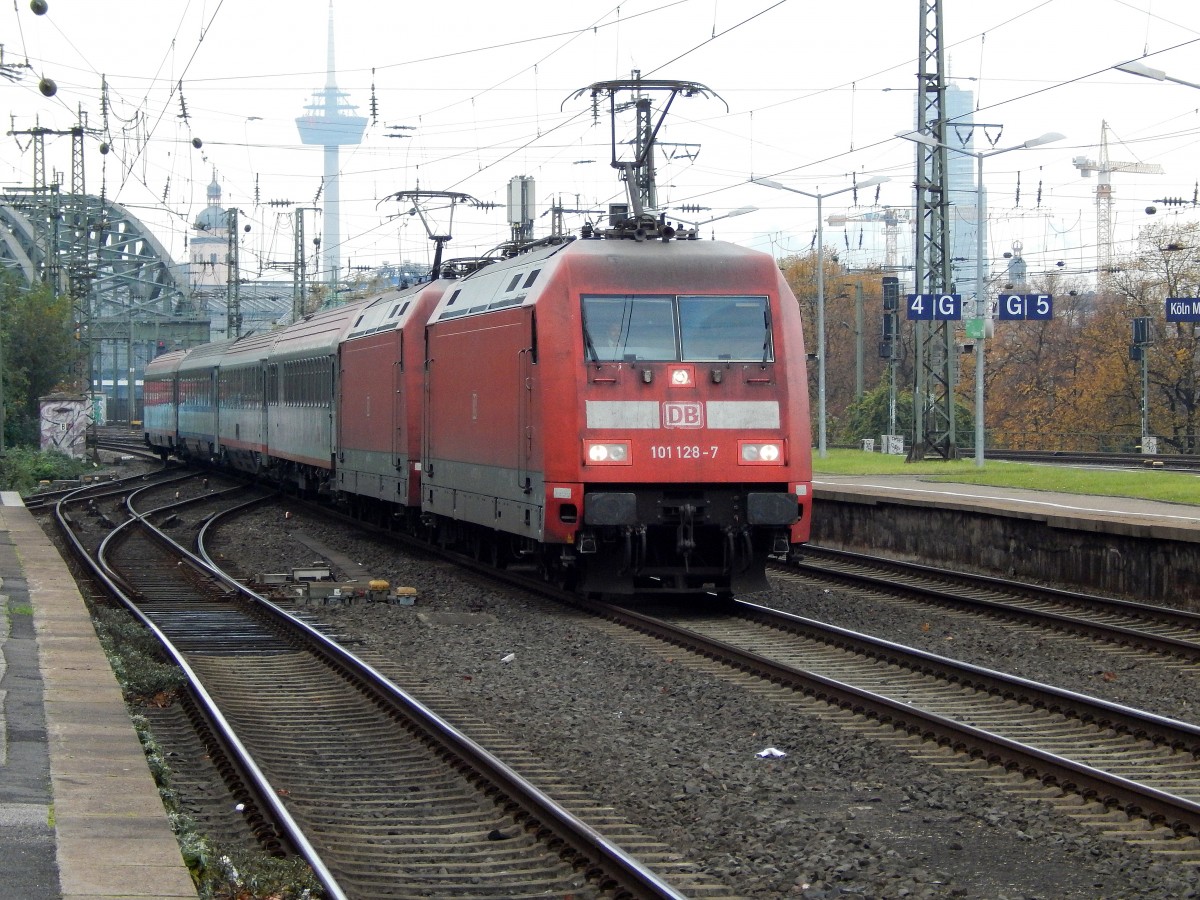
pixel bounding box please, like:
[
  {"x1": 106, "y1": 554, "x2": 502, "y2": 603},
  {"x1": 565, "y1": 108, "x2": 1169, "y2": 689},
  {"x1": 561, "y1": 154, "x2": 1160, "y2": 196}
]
[
  {"x1": 0, "y1": 493, "x2": 196, "y2": 899},
  {"x1": 814, "y1": 473, "x2": 1200, "y2": 537}
]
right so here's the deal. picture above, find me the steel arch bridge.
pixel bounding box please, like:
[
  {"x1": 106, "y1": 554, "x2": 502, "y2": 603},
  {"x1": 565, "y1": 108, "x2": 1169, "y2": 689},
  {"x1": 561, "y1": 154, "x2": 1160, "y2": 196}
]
[{"x1": 0, "y1": 192, "x2": 210, "y2": 416}]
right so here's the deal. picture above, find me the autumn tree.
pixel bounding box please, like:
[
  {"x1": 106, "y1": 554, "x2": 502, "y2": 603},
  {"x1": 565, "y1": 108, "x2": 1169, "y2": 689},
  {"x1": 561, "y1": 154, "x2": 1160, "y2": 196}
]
[
  {"x1": 779, "y1": 249, "x2": 901, "y2": 443},
  {"x1": 1115, "y1": 220, "x2": 1200, "y2": 452},
  {"x1": 0, "y1": 273, "x2": 82, "y2": 446},
  {"x1": 774, "y1": 223, "x2": 1200, "y2": 453},
  {"x1": 983, "y1": 273, "x2": 1134, "y2": 449},
  {"x1": 976, "y1": 220, "x2": 1200, "y2": 452}
]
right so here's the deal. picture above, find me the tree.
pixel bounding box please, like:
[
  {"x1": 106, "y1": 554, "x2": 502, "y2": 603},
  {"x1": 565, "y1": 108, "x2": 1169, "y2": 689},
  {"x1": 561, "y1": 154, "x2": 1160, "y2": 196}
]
[
  {"x1": 1114, "y1": 221, "x2": 1200, "y2": 452},
  {"x1": 773, "y1": 228, "x2": 1200, "y2": 453},
  {"x1": 778, "y1": 249, "x2": 899, "y2": 443},
  {"x1": 984, "y1": 282, "x2": 1127, "y2": 449},
  {"x1": 0, "y1": 274, "x2": 82, "y2": 447},
  {"x1": 833, "y1": 382, "x2": 913, "y2": 445}
]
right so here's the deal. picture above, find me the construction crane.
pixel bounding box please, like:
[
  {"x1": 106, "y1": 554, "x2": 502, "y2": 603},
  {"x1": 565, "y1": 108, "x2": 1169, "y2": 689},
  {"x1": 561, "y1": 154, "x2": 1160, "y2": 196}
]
[
  {"x1": 826, "y1": 207, "x2": 912, "y2": 271},
  {"x1": 1073, "y1": 121, "x2": 1163, "y2": 284}
]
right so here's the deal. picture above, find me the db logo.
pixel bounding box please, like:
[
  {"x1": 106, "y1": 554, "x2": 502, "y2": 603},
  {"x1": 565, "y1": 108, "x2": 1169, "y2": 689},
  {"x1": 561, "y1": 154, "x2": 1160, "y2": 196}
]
[{"x1": 662, "y1": 401, "x2": 703, "y2": 429}]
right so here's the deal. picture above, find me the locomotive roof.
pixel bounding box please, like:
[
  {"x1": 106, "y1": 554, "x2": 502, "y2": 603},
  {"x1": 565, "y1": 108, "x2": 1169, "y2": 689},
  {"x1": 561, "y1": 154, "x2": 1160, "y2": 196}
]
[
  {"x1": 428, "y1": 236, "x2": 780, "y2": 325},
  {"x1": 344, "y1": 279, "x2": 449, "y2": 341},
  {"x1": 430, "y1": 242, "x2": 565, "y2": 324}
]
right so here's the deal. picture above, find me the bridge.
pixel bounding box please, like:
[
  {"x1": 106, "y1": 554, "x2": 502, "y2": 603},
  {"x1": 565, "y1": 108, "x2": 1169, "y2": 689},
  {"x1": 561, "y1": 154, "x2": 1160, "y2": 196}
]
[{"x1": 0, "y1": 189, "x2": 209, "y2": 420}]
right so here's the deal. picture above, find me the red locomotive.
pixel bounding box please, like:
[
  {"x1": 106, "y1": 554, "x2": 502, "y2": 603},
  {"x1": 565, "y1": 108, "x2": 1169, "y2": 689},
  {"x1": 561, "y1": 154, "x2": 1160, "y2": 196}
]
[
  {"x1": 145, "y1": 77, "x2": 813, "y2": 597},
  {"x1": 422, "y1": 234, "x2": 811, "y2": 594}
]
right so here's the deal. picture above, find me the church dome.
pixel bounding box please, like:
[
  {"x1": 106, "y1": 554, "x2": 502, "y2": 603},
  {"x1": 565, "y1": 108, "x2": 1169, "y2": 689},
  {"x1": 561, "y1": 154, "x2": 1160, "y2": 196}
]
[
  {"x1": 194, "y1": 204, "x2": 228, "y2": 233},
  {"x1": 194, "y1": 171, "x2": 228, "y2": 232}
]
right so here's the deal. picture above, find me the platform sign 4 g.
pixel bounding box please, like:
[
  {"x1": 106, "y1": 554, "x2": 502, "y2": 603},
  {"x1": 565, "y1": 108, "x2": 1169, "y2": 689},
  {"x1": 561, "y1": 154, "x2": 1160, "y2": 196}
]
[
  {"x1": 998, "y1": 293, "x2": 1054, "y2": 320},
  {"x1": 906, "y1": 293, "x2": 962, "y2": 320}
]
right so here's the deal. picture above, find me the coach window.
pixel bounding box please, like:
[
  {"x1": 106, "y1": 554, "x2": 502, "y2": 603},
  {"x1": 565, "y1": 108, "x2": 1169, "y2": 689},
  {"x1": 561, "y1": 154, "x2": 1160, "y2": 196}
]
[
  {"x1": 678, "y1": 295, "x2": 773, "y2": 362},
  {"x1": 582, "y1": 295, "x2": 677, "y2": 361}
]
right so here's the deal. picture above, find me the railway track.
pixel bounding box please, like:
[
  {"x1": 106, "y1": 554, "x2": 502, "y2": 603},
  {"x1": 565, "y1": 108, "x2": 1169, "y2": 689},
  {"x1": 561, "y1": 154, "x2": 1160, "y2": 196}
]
[
  {"x1": 234, "y1": 490, "x2": 1200, "y2": 863},
  {"x1": 43, "y1": 465, "x2": 1200, "y2": 890},
  {"x1": 55, "y1": 472, "x2": 733, "y2": 899},
  {"x1": 565, "y1": 593, "x2": 1200, "y2": 862},
  {"x1": 777, "y1": 546, "x2": 1200, "y2": 664},
  {"x1": 22, "y1": 456, "x2": 179, "y2": 513},
  {"x1": 986, "y1": 448, "x2": 1200, "y2": 470},
  {"x1": 282, "y1": 510, "x2": 1200, "y2": 866}
]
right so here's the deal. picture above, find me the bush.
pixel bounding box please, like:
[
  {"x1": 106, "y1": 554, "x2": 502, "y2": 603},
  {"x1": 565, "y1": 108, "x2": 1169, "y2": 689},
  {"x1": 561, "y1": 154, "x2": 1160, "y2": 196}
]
[{"x1": 0, "y1": 447, "x2": 90, "y2": 494}]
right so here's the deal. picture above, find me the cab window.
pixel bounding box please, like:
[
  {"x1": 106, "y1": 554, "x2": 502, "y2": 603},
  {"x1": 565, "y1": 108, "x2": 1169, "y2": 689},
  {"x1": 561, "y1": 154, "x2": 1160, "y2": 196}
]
[
  {"x1": 679, "y1": 295, "x2": 772, "y2": 362},
  {"x1": 581, "y1": 295, "x2": 677, "y2": 361},
  {"x1": 581, "y1": 293, "x2": 772, "y2": 363}
]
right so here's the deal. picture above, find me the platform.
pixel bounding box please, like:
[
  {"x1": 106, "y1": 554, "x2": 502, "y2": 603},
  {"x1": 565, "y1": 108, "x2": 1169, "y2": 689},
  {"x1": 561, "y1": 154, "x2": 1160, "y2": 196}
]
[
  {"x1": 810, "y1": 474, "x2": 1200, "y2": 604},
  {"x1": 814, "y1": 474, "x2": 1200, "y2": 537},
  {"x1": 0, "y1": 493, "x2": 196, "y2": 900}
]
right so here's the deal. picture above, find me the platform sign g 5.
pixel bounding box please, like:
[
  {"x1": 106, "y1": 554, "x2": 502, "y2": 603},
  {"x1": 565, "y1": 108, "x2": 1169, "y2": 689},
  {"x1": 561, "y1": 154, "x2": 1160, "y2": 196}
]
[
  {"x1": 906, "y1": 293, "x2": 962, "y2": 320},
  {"x1": 998, "y1": 294, "x2": 1054, "y2": 320},
  {"x1": 1165, "y1": 298, "x2": 1200, "y2": 323}
]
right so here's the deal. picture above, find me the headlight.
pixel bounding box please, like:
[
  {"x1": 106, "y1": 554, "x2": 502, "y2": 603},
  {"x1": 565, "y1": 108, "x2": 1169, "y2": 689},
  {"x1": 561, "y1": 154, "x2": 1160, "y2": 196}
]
[
  {"x1": 739, "y1": 440, "x2": 785, "y2": 465},
  {"x1": 584, "y1": 440, "x2": 632, "y2": 465}
]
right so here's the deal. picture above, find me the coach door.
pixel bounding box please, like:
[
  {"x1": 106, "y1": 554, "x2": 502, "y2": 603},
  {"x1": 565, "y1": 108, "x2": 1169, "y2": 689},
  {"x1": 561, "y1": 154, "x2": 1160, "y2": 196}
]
[
  {"x1": 210, "y1": 367, "x2": 220, "y2": 457},
  {"x1": 517, "y1": 308, "x2": 536, "y2": 495},
  {"x1": 392, "y1": 332, "x2": 404, "y2": 466},
  {"x1": 258, "y1": 358, "x2": 268, "y2": 460}
]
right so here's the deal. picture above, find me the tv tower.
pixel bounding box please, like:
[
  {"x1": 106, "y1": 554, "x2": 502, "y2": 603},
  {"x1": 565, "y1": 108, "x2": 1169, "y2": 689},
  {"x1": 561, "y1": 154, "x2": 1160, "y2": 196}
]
[{"x1": 295, "y1": 2, "x2": 367, "y2": 287}]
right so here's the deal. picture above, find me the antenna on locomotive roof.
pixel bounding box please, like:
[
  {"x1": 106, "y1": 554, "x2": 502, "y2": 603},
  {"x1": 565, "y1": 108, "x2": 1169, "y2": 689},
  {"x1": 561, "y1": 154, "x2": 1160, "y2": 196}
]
[
  {"x1": 379, "y1": 189, "x2": 493, "y2": 279},
  {"x1": 564, "y1": 74, "x2": 725, "y2": 239}
]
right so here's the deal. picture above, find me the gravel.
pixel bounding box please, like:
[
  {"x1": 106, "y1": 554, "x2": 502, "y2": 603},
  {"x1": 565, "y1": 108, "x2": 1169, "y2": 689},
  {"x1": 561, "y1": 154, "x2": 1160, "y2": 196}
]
[{"x1": 203, "y1": 502, "x2": 1200, "y2": 900}]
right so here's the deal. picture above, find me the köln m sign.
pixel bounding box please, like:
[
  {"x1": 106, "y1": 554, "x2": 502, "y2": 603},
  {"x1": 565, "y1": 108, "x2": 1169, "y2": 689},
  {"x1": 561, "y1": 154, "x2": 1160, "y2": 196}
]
[{"x1": 1166, "y1": 298, "x2": 1200, "y2": 323}]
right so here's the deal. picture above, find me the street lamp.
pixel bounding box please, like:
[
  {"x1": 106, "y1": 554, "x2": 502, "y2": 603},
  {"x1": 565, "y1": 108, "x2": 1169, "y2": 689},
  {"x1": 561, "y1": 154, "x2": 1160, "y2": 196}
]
[
  {"x1": 753, "y1": 174, "x2": 890, "y2": 457},
  {"x1": 696, "y1": 205, "x2": 757, "y2": 224},
  {"x1": 1115, "y1": 60, "x2": 1200, "y2": 91},
  {"x1": 897, "y1": 129, "x2": 1064, "y2": 467},
  {"x1": 678, "y1": 206, "x2": 758, "y2": 236}
]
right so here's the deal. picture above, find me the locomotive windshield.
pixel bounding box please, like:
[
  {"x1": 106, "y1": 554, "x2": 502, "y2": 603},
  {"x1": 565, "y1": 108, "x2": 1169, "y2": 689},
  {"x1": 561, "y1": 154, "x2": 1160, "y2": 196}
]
[{"x1": 582, "y1": 294, "x2": 773, "y2": 362}]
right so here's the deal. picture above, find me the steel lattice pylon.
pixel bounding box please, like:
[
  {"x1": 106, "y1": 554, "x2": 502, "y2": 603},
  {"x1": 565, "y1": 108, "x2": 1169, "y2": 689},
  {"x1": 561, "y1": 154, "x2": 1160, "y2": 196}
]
[{"x1": 909, "y1": 0, "x2": 958, "y2": 460}]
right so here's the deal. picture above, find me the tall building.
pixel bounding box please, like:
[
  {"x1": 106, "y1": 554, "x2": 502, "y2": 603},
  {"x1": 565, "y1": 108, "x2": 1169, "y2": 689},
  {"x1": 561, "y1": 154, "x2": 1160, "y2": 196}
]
[
  {"x1": 943, "y1": 83, "x2": 980, "y2": 296},
  {"x1": 901, "y1": 82, "x2": 979, "y2": 294},
  {"x1": 295, "y1": 2, "x2": 367, "y2": 286}
]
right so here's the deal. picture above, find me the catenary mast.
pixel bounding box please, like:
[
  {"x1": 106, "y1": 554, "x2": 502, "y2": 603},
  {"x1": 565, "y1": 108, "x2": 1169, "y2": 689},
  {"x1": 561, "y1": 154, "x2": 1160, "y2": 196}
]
[{"x1": 909, "y1": 0, "x2": 956, "y2": 459}]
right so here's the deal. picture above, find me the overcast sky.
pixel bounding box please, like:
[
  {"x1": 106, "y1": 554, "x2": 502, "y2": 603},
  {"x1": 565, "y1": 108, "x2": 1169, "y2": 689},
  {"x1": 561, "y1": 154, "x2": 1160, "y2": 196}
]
[{"x1": 3, "y1": 0, "x2": 1200, "y2": 287}]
